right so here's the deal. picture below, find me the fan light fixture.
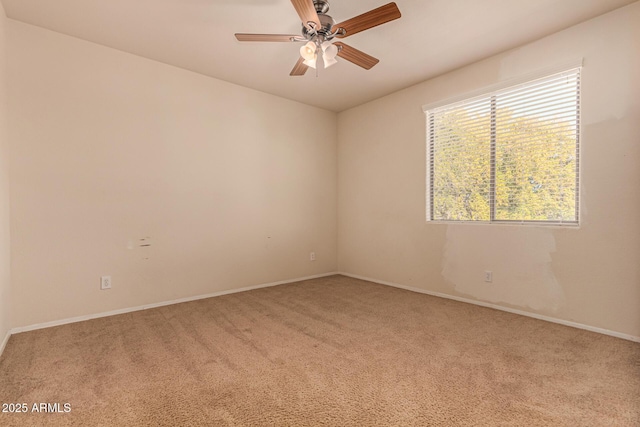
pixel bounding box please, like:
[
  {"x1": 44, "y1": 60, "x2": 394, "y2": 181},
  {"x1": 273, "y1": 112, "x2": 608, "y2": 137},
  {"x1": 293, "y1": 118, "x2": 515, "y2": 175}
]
[
  {"x1": 299, "y1": 41, "x2": 338, "y2": 70},
  {"x1": 322, "y1": 41, "x2": 338, "y2": 68},
  {"x1": 303, "y1": 57, "x2": 317, "y2": 68},
  {"x1": 300, "y1": 42, "x2": 316, "y2": 61}
]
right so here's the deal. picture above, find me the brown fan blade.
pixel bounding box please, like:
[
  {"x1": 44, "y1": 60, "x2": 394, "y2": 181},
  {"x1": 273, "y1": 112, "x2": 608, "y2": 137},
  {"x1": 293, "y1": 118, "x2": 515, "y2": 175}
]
[
  {"x1": 334, "y1": 42, "x2": 379, "y2": 70},
  {"x1": 290, "y1": 0, "x2": 321, "y2": 30},
  {"x1": 235, "y1": 34, "x2": 299, "y2": 42},
  {"x1": 290, "y1": 57, "x2": 309, "y2": 76},
  {"x1": 333, "y1": 2, "x2": 401, "y2": 38}
]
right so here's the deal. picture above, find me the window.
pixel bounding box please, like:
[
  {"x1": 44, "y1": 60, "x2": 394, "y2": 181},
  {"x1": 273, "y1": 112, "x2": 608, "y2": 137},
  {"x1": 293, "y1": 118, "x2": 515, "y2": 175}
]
[{"x1": 425, "y1": 67, "x2": 581, "y2": 225}]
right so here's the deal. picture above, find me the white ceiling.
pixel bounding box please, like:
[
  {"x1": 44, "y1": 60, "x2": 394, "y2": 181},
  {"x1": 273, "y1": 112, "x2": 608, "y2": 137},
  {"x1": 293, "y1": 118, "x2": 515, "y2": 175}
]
[{"x1": 1, "y1": 0, "x2": 636, "y2": 112}]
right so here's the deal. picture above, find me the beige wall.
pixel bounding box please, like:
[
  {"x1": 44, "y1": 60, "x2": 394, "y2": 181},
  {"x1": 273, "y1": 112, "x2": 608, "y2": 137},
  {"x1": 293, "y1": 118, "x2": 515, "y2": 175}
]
[
  {"x1": 7, "y1": 21, "x2": 337, "y2": 328},
  {"x1": 0, "y1": 3, "x2": 11, "y2": 341},
  {"x1": 4, "y1": 3, "x2": 639, "y2": 339},
  {"x1": 338, "y1": 3, "x2": 640, "y2": 337}
]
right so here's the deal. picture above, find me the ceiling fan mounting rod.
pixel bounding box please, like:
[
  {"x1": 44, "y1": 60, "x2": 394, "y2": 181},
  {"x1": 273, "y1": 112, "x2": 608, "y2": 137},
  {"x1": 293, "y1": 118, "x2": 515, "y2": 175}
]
[{"x1": 313, "y1": 0, "x2": 330, "y2": 14}]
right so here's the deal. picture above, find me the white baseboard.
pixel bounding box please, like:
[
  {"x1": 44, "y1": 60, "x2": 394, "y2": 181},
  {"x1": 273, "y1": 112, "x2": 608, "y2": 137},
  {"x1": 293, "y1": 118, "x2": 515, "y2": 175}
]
[
  {"x1": 0, "y1": 328, "x2": 10, "y2": 357},
  {"x1": 6, "y1": 270, "x2": 638, "y2": 351},
  {"x1": 11, "y1": 272, "x2": 339, "y2": 335},
  {"x1": 339, "y1": 272, "x2": 640, "y2": 343}
]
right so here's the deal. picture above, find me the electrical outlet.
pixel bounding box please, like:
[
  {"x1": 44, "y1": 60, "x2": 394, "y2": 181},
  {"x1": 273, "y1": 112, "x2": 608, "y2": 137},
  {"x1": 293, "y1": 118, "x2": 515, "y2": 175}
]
[
  {"x1": 484, "y1": 271, "x2": 493, "y2": 283},
  {"x1": 100, "y1": 275, "x2": 112, "y2": 290},
  {"x1": 310, "y1": 252, "x2": 316, "y2": 261}
]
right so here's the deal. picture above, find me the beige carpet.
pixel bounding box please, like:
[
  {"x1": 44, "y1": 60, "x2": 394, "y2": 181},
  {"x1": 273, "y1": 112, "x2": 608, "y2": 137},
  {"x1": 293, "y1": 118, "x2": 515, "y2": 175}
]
[{"x1": 1, "y1": 275, "x2": 638, "y2": 426}]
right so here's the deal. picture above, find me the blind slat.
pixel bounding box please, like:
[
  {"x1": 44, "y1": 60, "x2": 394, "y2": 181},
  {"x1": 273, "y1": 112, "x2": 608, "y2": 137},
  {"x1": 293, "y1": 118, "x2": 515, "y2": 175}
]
[{"x1": 426, "y1": 68, "x2": 580, "y2": 225}]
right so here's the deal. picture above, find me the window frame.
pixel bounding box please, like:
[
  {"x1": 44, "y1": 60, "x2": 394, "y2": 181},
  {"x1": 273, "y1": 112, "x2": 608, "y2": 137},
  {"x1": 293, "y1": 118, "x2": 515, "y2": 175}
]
[{"x1": 423, "y1": 61, "x2": 582, "y2": 227}]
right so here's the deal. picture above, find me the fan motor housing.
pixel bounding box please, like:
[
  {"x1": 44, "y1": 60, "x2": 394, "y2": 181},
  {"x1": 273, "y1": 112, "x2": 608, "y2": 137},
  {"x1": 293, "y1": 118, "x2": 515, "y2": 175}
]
[
  {"x1": 302, "y1": 13, "x2": 336, "y2": 39},
  {"x1": 300, "y1": 0, "x2": 335, "y2": 39}
]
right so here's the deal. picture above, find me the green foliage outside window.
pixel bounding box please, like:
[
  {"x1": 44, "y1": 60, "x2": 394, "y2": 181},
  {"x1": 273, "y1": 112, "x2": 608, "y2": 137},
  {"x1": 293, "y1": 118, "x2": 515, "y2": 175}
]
[{"x1": 428, "y1": 70, "x2": 580, "y2": 224}]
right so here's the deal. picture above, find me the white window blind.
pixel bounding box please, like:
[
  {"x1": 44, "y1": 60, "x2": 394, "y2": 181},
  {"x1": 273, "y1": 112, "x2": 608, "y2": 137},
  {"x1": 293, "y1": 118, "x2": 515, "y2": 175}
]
[{"x1": 426, "y1": 68, "x2": 581, "y2": 225}]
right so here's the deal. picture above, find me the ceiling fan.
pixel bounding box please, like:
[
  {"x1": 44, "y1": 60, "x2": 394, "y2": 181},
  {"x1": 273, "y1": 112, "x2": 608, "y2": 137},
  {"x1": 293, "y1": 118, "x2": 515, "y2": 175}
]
[{"x1": 235, "y1": 0, "x2": 401, "y2": 76}]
